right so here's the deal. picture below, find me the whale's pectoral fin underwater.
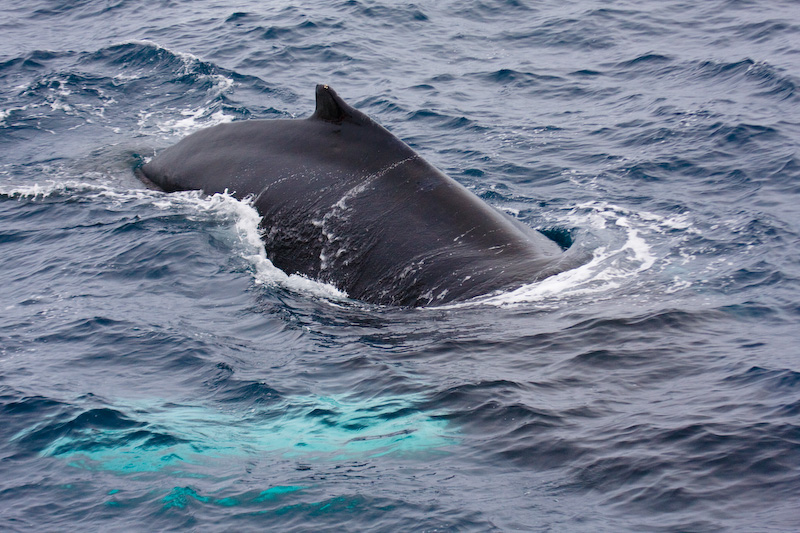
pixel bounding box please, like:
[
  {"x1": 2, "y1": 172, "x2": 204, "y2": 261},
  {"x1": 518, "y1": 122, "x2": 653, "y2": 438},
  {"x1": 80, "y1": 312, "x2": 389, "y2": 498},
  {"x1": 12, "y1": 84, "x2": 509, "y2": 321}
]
[{"x1": 139, "y1": 84, "x2": 582, "y2": 306}]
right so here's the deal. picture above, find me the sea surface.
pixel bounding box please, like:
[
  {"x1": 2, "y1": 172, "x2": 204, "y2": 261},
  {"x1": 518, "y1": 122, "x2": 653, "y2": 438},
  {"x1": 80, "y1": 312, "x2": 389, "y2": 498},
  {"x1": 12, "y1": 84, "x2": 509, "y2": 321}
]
[{"x1": 1, "y1": 1, "x2": 799, "y2": 531}]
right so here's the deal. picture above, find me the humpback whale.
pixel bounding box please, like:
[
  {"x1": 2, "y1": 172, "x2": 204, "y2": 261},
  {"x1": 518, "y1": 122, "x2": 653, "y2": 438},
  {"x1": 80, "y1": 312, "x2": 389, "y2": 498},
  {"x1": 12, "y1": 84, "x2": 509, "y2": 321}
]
[{"x1": 139, "y1": 85, "x2": 579, "y2": 306}]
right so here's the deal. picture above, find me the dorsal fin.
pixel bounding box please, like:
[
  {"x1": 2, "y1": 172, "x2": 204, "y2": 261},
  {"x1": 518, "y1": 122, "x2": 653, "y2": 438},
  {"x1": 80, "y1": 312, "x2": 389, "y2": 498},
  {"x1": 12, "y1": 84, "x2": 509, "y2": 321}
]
[{"x1": 311, "y1": 84, "x2": 371, "y2": 125}]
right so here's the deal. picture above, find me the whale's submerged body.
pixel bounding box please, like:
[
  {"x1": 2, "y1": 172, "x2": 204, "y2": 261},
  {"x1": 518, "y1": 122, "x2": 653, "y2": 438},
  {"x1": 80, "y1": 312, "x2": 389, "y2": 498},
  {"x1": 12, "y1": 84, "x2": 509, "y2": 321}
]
[{"x1": 139, "y1": 85, "x2": 581, "y2": 306}]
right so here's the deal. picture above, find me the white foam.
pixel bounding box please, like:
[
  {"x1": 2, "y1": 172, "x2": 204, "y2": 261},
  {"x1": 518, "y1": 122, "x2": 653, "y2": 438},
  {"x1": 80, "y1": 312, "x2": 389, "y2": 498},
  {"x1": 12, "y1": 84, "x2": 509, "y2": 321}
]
[
  {"x1": 137, "y1": 105, "x2": 233, "y2": 138},
  {"x1": 166, "y1": 108, "x2": 233, "y2": 135},
  {"x1": 152, "y1": 190, "x2": 348, "y2": 302},
  {"x1": 616, "y1": 216, "x2": 656, "y2": 271},
  {"x1": 223, "y1": 194, "x2": 348, "y2": 301},
  {"x1": 473, "y1": 246, "x2": 617, "y2": 307},
  {"x1": 0, "y1": 179, "x2": 151, "y2": 201},
  {"x1": 456, "y1": 201, "x2": 697, "y2": 308}
]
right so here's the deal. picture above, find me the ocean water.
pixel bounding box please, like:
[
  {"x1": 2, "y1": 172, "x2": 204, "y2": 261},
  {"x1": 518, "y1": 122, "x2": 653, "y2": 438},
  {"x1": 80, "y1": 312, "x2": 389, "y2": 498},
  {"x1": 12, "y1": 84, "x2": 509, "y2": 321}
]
[{"x1": 1, "y1": 0, "x2": 799, "y2": 530}]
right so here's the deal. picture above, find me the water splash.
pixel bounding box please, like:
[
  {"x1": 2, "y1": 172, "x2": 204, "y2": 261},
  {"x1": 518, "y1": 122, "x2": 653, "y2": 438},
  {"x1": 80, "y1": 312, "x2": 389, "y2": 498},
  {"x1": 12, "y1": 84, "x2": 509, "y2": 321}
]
[
  {"x1": 1, "y1": 182, "x2": 349, "y2": 302},
  {"x1": 470, "y1": 201, "x2": 697, "y2": 307}
]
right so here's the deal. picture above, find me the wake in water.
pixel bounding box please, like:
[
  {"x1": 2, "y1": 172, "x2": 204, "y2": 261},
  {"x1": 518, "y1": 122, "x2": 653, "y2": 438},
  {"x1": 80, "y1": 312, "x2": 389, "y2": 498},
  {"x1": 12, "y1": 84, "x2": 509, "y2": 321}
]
[
  {"x1": 477, "y1": 201, "x2": 697, "y2": 307},
  {"x1": 2, "y1": 179, "x2": 683, "y2": 311}
]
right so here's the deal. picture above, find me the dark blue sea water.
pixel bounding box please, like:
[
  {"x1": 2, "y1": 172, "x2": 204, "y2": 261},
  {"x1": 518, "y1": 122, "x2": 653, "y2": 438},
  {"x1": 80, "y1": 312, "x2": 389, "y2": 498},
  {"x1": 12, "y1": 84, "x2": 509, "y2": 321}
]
[{"x1": 2, "y1": 1, "x2": 799, "y2": 531}]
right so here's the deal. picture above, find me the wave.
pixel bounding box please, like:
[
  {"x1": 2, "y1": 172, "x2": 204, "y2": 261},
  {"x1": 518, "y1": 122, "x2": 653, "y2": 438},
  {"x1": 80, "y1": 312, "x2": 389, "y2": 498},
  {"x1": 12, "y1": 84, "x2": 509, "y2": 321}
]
[
  {"x1": 0, "y1": 41, "x2": 238, "y2": 145},
  {"x1": 690, "y1": 58, "x2": 798, "y2": 101}
]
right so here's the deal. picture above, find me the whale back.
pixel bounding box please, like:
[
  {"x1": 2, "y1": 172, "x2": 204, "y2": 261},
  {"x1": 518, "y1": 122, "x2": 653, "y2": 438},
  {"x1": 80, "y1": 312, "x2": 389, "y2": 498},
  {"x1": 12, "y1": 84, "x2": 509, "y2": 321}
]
[{"x1": 140, "y1": 85, "x2": 570, "y2": 306}]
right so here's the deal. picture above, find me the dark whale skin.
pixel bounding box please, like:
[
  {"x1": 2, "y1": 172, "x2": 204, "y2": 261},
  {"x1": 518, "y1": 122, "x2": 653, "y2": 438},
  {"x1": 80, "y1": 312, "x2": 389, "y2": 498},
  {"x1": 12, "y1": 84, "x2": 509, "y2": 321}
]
[{"x1": 140, "y1": 85, "x2": 579, "y2": 306}]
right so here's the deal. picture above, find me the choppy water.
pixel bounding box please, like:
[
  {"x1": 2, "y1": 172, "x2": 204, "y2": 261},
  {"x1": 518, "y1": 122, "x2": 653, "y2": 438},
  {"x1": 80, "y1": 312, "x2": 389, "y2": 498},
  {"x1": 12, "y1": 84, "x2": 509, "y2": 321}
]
[{"x1": 2, "y1": 1, "x2": 800, "y2": 531}]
